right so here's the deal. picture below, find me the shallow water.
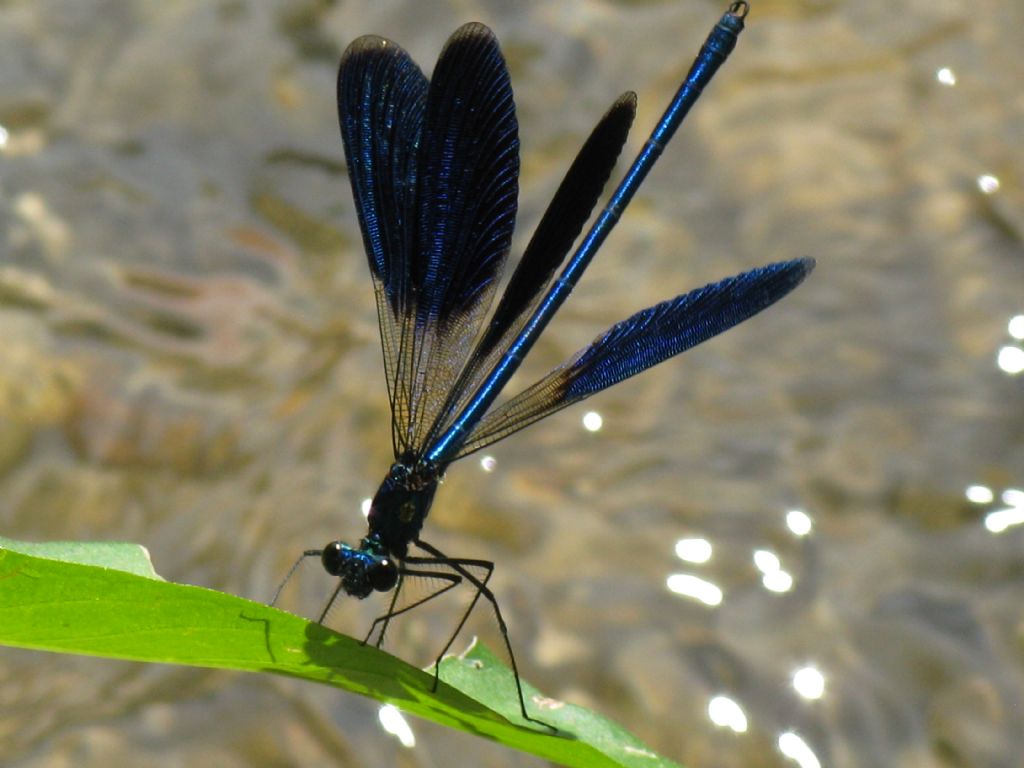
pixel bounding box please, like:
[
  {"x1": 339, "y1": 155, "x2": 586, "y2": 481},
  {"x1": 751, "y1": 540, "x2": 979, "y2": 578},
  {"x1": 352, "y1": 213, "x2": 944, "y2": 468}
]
[{"x1": 1, "y1": 1, "x2": 1022, "y2": 766}]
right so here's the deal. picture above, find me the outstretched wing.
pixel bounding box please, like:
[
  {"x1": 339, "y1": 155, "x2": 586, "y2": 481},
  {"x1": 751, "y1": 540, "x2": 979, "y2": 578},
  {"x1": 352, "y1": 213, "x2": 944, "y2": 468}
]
[
  {"x1": 399, "y1": 23, "x2": 520, "y2": 454},
  {"x1": 454, "y1": 257, "x2": 815, "y2": 458},
  {"x1": 421, "y1": 92, "x2": 639, "y2": 449},
  {"x1": 338, "y1": 25, "x2": 519, "y2": 458},
  {"x1": 338, "y1": 33, "x2": 428, "y2": 455}
]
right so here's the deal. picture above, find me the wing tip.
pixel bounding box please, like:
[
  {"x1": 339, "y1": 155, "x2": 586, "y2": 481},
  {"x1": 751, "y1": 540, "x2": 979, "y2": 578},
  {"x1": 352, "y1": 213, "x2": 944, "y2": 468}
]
[
  {"x1": 342, "y1": 34, "x2": 392, "y2": 59},
  {"x1": 773, "y1": 256, "x2": 816, "y2": 288},
  {"x1": 339, "y1": 34, "x2": 408, "y2": 86},
  {"x1": 615, "y1": 91, "x2": 639, "y2": 112},
  {"x1": 450, "y1": 21, "x2": 497, "y2": 42}
]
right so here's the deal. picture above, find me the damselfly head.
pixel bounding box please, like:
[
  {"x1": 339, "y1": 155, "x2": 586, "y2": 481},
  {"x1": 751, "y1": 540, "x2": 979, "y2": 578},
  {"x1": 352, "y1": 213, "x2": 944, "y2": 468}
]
[{"x1": 320, "y1": 539, "x2": 399, "y2": 598}]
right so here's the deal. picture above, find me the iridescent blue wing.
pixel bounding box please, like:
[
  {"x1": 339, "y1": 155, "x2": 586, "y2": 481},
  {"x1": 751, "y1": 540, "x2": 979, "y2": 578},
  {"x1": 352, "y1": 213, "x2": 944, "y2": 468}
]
[
  {"x1": 454, "y1": 257, "x2": 814, "y2": 458},
  {"x1": 338, "y1": 34, "x2": 428, "y2": 455},
  {"x1": 422, "y1": 93, "x2": 638, "y2": 447},
  {"x1": 339, "y1": 24, "x2": 519, "y2": 457},
  {"x1": 400, "y1": 23, "x2": 520, "y2": 454}
]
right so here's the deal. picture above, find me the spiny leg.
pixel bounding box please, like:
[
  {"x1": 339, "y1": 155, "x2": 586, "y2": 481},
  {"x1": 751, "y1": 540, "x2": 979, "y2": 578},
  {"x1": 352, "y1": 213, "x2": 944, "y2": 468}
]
[
  {"x1": 363, "y1": 568, "x2": 462, "y2": 648},
  {"x1": 414, "y1": 540, "x2": 554, "y2": 730},
  {"x1": 366, "y1": 571, "x2": 405, "y2": 648},
  {"x1": 270, "y1": 549, "x2": 322, "y2": 607},
  {"x1": 318, "y1": 579, "x2": 346, "y2": 623},
  {"x1": 413, "y1": 542, "x2": 495, "y2": 669}
]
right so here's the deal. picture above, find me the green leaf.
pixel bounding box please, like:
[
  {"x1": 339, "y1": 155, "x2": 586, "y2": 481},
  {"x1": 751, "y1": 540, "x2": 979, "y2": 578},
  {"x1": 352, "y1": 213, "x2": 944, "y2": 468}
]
[
  {"x1": 0, "y1": 535, "x2": 161, "y2": 578},
  {"x1": 0, "y1": 540, "x2": 681, "y2": 768}
]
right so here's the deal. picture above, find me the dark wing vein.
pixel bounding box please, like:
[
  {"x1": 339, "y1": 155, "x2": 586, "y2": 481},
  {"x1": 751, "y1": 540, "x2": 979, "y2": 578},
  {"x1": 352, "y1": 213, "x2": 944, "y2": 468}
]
[
  {"x1": 398, "y1": 23, "x2": 520, "y2": 453},
  {"x1": 455, "y1": 258, "x2": 815, "y2": 458},
  {"x1": 337, "y1": 34, "x2": 427, "y2": 454},
  {"x1": 423, "y1": 93, "x2": 638, "y2": 449}
]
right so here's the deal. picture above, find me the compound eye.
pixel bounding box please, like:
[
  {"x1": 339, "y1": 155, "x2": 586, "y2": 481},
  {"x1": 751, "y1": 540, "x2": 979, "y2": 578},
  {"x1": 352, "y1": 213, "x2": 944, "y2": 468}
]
[
  {"x1": 320, "y1": 541, "x2": 345, "y2": 576},
  {"x1": 370, "y1": 558, "x2": 399, "y2": 592}
]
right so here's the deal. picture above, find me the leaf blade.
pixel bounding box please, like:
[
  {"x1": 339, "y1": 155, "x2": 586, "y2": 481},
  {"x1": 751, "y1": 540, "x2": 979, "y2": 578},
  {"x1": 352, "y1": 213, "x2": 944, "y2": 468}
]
[{"x1": 0, "y1": 542, "x2": 681, "y2": 768}]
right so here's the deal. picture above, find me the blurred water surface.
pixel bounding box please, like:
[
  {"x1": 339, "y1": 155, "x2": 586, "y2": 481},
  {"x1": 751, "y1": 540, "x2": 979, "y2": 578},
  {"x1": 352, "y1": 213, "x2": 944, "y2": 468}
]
[{"x1": 1, "y1": 0, "x2": 1023, "y2": 766}]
